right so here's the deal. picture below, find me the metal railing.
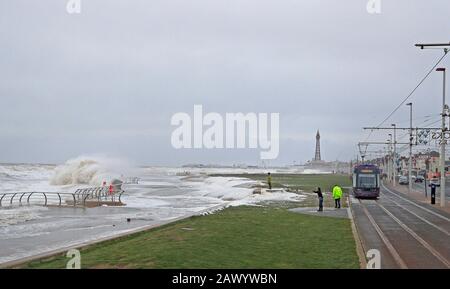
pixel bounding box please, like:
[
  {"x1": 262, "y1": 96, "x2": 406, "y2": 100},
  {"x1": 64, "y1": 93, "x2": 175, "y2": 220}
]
[
  {"x1": 0, "y1": 187, "x2": 124, "y2": 208},
  {"x1": 75, "y1": 187, "x2": 124, "y2": 205},
  {"x1": 123, "y1": 177, "x2": 140, "y2": 184},
  {"x1": 0, "y1": 192, "x2": 77, "y2": 207}
]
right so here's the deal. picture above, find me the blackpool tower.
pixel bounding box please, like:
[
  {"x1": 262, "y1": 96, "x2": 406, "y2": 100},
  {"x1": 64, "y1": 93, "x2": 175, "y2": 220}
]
[{"x1": 314, "y1": 130, "x2": 321, "y2": 161}]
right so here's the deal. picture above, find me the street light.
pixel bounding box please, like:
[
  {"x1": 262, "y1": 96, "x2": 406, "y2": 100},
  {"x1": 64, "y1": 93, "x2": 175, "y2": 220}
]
[
  {"x1": 388, "y1": 134, "x2": 393, "y2": 183},
  {"x1": 406, "y1": 103, "x2": 413, "y2": 193},
  {"x1": 436, "y1": 67, "x2": 446, "y2": 207},
  {"x1": 391, "y1": 123, "x2": 397, "y2": 186}
]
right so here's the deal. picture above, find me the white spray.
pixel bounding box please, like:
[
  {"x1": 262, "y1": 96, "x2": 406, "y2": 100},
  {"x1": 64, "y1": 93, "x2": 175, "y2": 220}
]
[{"x1": 50, "y1": 155, "x2": 133, "y2": 186}]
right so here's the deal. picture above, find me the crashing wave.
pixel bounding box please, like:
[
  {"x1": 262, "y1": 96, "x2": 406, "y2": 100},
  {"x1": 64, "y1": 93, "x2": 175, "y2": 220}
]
[{"x1": 50, "y1": 156, "x2": 128, "y2": 186}]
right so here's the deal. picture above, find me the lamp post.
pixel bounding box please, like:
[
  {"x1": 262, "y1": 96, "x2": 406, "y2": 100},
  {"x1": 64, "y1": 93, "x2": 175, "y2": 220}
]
[
  {"x1": 388, "y1": 134, "x2": 393, "y2": 183},
  {"x1": 406, "y1": 103, "x2": 413, "y2": 193},
  {"x1": 436, "y1": 67, "x2": 446, "y2": 207},
  {"x1": 391, "y1": 124, "x2": 397, "y2": 186},
  {"x1": 414, "y1": 43, "x2": 449, "y2": 205}
]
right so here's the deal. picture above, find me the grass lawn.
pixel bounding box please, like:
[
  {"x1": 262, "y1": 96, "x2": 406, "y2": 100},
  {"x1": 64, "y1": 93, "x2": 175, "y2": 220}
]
[
  {"x1": 212, "y1": 173, "x2": 352, "y2": 192},
  {"x1": 22, "y1": 206, "x2": 359, "y2": 269}
]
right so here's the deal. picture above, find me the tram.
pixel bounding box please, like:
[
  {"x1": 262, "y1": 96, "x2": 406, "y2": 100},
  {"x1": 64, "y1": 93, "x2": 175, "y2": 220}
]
[{"x1": 352, "y1": 164, "x2": 381, "y2": 198}]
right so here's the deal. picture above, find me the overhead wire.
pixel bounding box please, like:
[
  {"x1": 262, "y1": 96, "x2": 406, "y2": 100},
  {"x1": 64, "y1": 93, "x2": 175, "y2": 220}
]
[{"x1": 374, "y1": 50, "x2": 449, "y2": 128}]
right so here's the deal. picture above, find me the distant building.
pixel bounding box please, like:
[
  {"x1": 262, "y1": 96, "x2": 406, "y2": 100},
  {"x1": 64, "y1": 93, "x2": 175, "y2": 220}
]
[
  {"x1": 304, "y1": 130, "x2": 351, "y2": 173},
  {"x1": 385, "y1": 150, "x2": 449, "y2": 177},
  {"x1": 310, "y1": 129, "x2": 325, "y2": 165}
]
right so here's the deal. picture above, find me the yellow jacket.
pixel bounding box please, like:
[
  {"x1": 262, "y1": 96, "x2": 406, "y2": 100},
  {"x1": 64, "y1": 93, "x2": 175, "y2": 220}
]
[{"x1": 332, "y1": 186, "x2": 343, "y2": 199}]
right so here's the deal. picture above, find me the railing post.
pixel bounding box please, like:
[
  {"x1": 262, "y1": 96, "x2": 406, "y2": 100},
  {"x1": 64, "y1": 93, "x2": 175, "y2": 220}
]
[
  {"x1": 19, "y1": 193, "x2": 27, "y2": 205},
  {"x1": 43, "y1": 193, "x2": 47, "y2": 206},
  {"x1": 0, "y1": 194, "x2": 5, "y2": 206},
  {"x1": 10, "y1": 193, "x2": 17, "y2": 205},
  {"x1": 27, "y1": 192, "x2": 34, "y2": 204},
  {"x1": 83, "y1": 194, "x2": 89, "y2": 206}
]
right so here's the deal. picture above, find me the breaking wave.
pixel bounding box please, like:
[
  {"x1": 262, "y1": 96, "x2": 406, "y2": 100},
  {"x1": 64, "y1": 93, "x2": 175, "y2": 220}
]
[{"x1": 50, "y1": 156, "x2": 130, "y2": 186}]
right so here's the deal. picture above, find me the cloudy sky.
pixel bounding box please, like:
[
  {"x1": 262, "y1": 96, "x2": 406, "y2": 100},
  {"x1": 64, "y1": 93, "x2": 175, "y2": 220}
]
[{"x1": 1, "y1": 0, "x2": 449, "y2": 166}]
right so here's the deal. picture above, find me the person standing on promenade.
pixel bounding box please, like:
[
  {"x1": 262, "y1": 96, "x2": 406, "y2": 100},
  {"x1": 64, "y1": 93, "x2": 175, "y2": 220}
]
[
  {"x1": 313, "y1": 187, "x2": 323, "y2": 212},
  {"x1": 332, "y1": 185, "x2": 343, "y2": 209},
  {"x1": 267, "y1": 172, "x2": 272, "y2": 190}
]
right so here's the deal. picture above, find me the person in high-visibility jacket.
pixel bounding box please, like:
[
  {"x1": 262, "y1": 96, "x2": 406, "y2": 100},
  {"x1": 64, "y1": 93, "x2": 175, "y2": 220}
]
[{"x1": 332, "y1": 185, "x2": 343, "y2": 209}]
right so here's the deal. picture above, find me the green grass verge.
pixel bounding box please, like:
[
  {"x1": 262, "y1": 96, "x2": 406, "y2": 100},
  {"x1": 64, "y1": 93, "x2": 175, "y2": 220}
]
[
  {"x1": 212, "y1": 173, "x2": 352, "y2": 192},
  {"x1": 22, "y1": 206, "x2": 359, "y2": 269}
]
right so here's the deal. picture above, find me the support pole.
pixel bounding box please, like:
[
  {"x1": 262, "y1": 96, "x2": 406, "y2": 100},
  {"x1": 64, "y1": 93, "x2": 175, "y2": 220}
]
[
  {"x1": 437, "y1": 68, "x2": 447, "y2": 207},
  {"x1": 392, "y1": 124, "x2": 397, "y2": 187},
  {"x1": 407, "y1": 103, "x2": 413, "y2": 194}
]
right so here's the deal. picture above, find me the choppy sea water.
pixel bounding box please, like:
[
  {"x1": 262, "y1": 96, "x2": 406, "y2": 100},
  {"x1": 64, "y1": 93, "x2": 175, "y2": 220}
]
[{"x1": 0, "y1": 161, "x2": 304, "y2": 264}]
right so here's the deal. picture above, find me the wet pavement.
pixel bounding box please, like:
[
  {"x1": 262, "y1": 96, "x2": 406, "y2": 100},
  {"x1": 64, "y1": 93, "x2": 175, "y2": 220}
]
[
  {"x1": 350, "y1": 184, "x2": 450, "y2": 269},
  {"x1": 289, "y1": 207, "x2": 350, "y2": 219}
]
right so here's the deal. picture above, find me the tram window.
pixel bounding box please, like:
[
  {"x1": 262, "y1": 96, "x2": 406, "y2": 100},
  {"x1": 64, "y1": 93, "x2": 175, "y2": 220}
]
[{"x1": 358, "y1": 174, "x2": 377, "y2": 188}]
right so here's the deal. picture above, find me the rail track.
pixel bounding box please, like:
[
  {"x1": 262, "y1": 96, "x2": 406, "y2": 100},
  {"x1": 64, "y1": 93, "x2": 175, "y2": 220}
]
[{"x1": 351, "y1": 183, "x2": 450, "y2": 269}]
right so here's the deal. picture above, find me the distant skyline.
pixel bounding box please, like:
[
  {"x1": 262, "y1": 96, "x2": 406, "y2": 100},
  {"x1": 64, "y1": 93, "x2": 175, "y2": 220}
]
[{"x1": 1, "y1": 1, "x2": 450, "y2": 166}]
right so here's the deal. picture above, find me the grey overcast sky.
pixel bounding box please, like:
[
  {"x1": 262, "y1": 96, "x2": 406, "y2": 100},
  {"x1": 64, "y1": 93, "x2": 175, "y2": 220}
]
[{"x1": 1, "y1": 0, "x2": 449, "y2": 166}]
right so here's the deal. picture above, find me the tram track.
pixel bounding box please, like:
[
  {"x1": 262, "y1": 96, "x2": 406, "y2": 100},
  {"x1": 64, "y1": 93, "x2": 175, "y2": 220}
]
[
  {"x1": 356, "y1": 198, "x2": 408, "y2": 268},
  {"x1": 380, "y1": 192, "x2": 449, "y2": 236},
  {"x1": 353, "y1": 187, "x2": 450, "y2": 268},
  {"x1": 375, "y1": 201, "x2": 450, "y2": 268},
  {"x1": 381, "y1": 184, "x2": 449, "y2": 222}
]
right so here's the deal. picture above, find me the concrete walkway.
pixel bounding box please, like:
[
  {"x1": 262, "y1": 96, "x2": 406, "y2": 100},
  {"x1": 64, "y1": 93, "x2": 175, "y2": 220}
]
[{"x1": 289, "y1": 207, "x2": 350, "y2": 219}]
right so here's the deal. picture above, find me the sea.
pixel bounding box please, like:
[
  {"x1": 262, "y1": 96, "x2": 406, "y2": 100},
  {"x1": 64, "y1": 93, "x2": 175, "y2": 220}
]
[{"x1": 0, "y1": 156, "x2": 305, "y2": 264}]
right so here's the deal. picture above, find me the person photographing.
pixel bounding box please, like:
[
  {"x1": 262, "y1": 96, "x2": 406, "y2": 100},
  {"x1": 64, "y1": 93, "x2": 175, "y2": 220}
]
[{"x1": 313, "y1": 187, "x2": 323, "y2": 212}]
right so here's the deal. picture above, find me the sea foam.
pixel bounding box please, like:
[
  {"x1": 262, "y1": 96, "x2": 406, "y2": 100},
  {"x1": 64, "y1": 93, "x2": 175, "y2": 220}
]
[{"x1": 50, "y1": 156, "x2": 129, "y2": 186}]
